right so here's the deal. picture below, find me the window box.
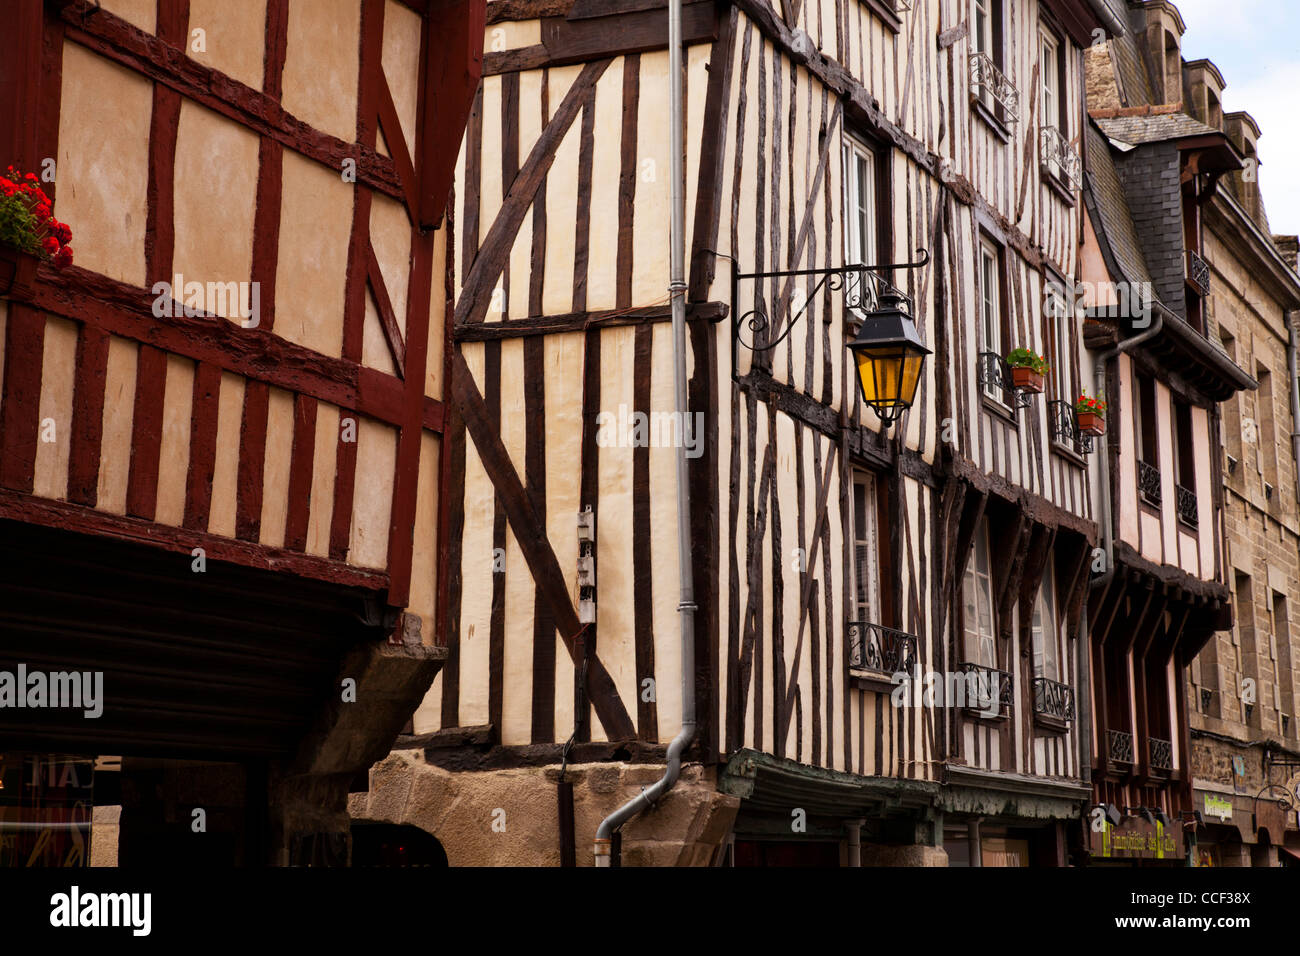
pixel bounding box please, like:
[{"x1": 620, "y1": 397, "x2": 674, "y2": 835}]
[
  {"x1": 0, "y1": 246, "x2": 38, "y2": 299},
  {"x1": 1010, "y1": 366, "x2": 1044, "y2": 392},
  {"x1": 1076, "y1": 410, "x2": 1105, "y2": 436}
]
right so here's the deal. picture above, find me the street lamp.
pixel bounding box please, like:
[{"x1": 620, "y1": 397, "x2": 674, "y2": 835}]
[{"x1": 847, "y1": 290, "x2": 930, "y2": 426}]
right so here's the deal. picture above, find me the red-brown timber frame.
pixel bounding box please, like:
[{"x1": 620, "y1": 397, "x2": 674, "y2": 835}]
[{"x1": 0, "y1": 0, "x2": 483, "y2": 620}]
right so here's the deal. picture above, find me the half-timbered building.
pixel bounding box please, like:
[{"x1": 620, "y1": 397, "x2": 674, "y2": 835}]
[
  {"x1": 0, "y1": 0, "x2": 482, "y2": 865},
  {"x1": 356, "y1": 0, "x2": 1117, "y2": 867},
  {"x1": 1077, "y1": 0, "x2": 1256, "y2": 865}
]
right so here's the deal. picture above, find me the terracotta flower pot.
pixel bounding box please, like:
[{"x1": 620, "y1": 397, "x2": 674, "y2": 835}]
[
  {"x1": 0, "y1": 245, "x2": 38, "y2": 300},
  {"x1": 1077, "y1": 411, "x2": 1105, "y2": 436},
  {"x1": 1010, "y1": 366, "x2": 1044, "y2": 392}
]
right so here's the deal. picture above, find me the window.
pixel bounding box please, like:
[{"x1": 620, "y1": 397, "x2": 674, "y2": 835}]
[
  {"x1": 962, "y1": 520, "x2": 996, "y2": 669},
  {"x1": 974, "y1": 0, "x2": 994, "y2": 60},
  {"x1": 1275, "y1": 592, "x2": 1294, "y2": 735},
  {"x1": 1031, "y1": 563, "x2": 1060, "y2": 682},
  {"x1": 842, "y1": 133, "x2": 882, "y2": 319},
  {"x1": 973, "y1": 0, "x2": 1005, "y2": 116},
  {"x1": 1040, "y1": 29, "x2": 1060, "y2": 128},
  {"x1": 1135, "y1": 372, "x2": 1158, "y2": 466},
  {"x1": 843, "y1": 136, "x2": 877, "y2": 268},
  {"x1": 1045, "y1": 279, "x2": 1073, "y2": 406},
  {"x1": 852, "y1": 471, "x2": 881, "y2": 624},
  {"x1": 1256, "y1": 365, "x2": 1277, "y2": 492},
  {"x1": 1174, "y1": 401, "x2": 1195, "y2": 490},
  {"x1": 979, "y1": 238, "x2": 1005, "y2": 402}
]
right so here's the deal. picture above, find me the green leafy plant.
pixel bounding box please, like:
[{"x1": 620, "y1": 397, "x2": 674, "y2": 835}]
[
  {"x1": 1005, "y1": 347, "x2": 1048, "y2": 375},
  {"x1": 1075, "y1": 391, "x2": 1106, "y2": 418},
  {"x1": 0, "y1": 167, "x2": 73, "y2": 269}
]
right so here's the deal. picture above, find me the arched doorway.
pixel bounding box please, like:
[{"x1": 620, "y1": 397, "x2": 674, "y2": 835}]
[{"x1": 350, "y1": 822, "x2": 448, "y2": 867}]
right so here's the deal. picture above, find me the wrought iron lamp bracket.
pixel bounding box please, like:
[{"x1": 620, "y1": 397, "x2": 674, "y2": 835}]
[{"x1": 711, "y1": 248, "x2": 931, "y2": 374}]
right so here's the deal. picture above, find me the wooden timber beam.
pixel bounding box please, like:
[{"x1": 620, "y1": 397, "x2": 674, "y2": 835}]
[
  {"x1": 778, "y1": 443, "x2": 839, "y2": 745},
  {"x1": 1057, "y1": 534, "x2": 1093, "y2": 639},
  {"x1": 57, "y1": 2, "x2": 404, "y2": 202},
  {"x1": 366, "y1": 242, "x2": 408, "y2": 374},
  {"x1": 991, "y1": 507, "x2": 1029, "y2": 638},
  {"x1": 417, "y1": 0, "x2": 485, "y2": 228},
  {"x1": 448, "y1": 352, "x2": 636, "y2": 740},
  {"x1": 23, "y1": 266, "x2": 433, "y2": 433},
  {"x1": 457, "y1": 57, "x2": 611, "y2": 326},
  {"x1": 1016, "y1": 524, "x2": 1057, "y2": 619},
  {"x1": 482, "y1": 2, "x2": 718, "y2": 76},
  {"x1": 454, "y1": 301, "x2": 727, "y2": 341},
  {"x1": 0, "y1": 487, "x2": 388, "y2": 592},
  {"x1": 687, "y1": 3, "x2": 739, "y2": 300}
]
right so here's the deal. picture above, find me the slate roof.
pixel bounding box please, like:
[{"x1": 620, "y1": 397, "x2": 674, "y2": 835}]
[
  {"x1": 1082, "y1": 119, "x2": 1153, "y2": 290},
  {"x1": 1094, "y1": 111, "x2": 1225, "y2": 147}
]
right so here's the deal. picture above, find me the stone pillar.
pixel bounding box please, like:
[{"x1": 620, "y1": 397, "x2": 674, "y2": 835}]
[
  {"x1": 269, "y1": 640, "x2": 446, "y2": 864},
  {"x1": 968, "y1": 817, "x2": 983, "y2": 868},
  {"x1": 845, "y1": 819, "x2": 863, "y2": 867}
]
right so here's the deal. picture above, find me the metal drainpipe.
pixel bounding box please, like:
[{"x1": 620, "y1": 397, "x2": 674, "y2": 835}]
[
  {"x1": 1085, "y1": 0, "x2": 1126, "y2": 38},
  {"x1": 594, "y1": 0, "x2": 695, "y2": 866},
  {"x1": 1287, "y1": 312, "x2": 1300, "y2": 505}
]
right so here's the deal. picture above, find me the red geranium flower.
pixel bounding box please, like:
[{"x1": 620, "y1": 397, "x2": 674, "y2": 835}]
[
  {"x1": 53, "y1": 245, "x2": 73, "y2": 269},
  {"x1": 41, "y1": 235, "x2": 59, "y2": 255}
]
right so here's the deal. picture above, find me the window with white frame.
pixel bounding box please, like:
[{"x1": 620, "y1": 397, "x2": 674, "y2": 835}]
[
  {"x1": 1040, "y1": 29, "x2": 1061, "y2": 178},
  {"x1": 980, "y1": 238, "x2": 1003, "y2": 401},
  {"x1": 852, "y1": 471, "x2": 881, "y2": 624},
  {"x1": 961, "y1": 519, "x2": 996, "y2": 669},
  {"x1": 1047, "y1": 280, "x2": 1073, "y2": 406},
  {"x1": 974, "y1": 0, "x2": 995, "y2": 110},
  {"x1": 843, "y1": 133, "x2": 881, "y2": 319},
  {"x1": 1031, "y1": 562, "x2": 1061, "y2": 682},
  {"x1": 843, "y1": 136, "x2": 877, "y2": 268}
]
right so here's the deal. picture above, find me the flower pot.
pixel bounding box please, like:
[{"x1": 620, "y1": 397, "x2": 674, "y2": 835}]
[
  {"x1": 1077, "y1": 411, "x2": 1105, "y2": 436},
  {"x1": 1010, "y1": 366, "x2": 1044, "y2": 392},
  {"x1": 0, "y1": 245, "x2": 38, "y2": 300}
]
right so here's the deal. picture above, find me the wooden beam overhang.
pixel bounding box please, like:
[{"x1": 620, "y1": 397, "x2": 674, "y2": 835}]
[
  {"x1": 1041, "y1": 0, "x2": 1120, "y2": 47},
  {"x1": 948, "y1": 454, "x2": 1100, "y2": 544},
  {"x1": 483, "y1": 0, "x2": 718, "y2": 75},
  {"x1": 1085, "y1": 309, "x2": 1256, "y2": 404},
  {"x1": 0, "y1": 517, "x2": 406, "y2": 759},
  {"x1": 721, "y1": 748, "x2": 940, "y2": 820}
]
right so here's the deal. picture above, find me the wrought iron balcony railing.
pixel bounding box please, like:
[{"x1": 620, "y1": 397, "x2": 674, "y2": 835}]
[
  {"x1": 968, "y1": 52, "x2": 1019, "y2": 121},
  {"x1": 1108, "y1": 729, "x2": 1134, "y2": 764},
  {"x1": 1039, "y1": 126, "x2": 1082, "y2": 191},
  {"x1": 1185, "y1": 249, "x2": 1210, "y2": 297},
  {"x1": 1149, "y1": 736, "x2": 1173, "y2": 772},
  {"x1": 848, "y1": 622, "x2": 917, "y2": 676},
  {"x1": 957, "y1": 661, "x2": 1014, "y2": 712},
  {"x1": 1047, "y1": 399, "x2": 1094, "y2": 455},
  {"x1": 1138, "y1": 460, "x2": 1162, "y2": 507},
  {"x1": 1176, "y1": 483, "x2": 1198, "y2": 527},
  {"x1": 977, "y1": 352, "x2": 1032, "y2": 410},
  {"x1": 1032, "y1": 677, "x2": 1075, "y2": 721}
]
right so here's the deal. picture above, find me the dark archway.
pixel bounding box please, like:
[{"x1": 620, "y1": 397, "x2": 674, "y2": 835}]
[{"x1": 350, "y1": 822, "x2": 448, "y2": 867}]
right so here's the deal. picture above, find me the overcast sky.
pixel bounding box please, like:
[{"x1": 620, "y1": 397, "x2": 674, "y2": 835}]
[{"x1": 1172, "y1": 0, "x2": 1300, "y2": 237}]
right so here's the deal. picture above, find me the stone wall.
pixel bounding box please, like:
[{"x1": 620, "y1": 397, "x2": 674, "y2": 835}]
[{"x1": 350, "y1": 750, "x2": 739, "y2": 866}]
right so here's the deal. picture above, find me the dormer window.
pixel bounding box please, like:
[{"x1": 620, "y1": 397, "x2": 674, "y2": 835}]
[{"x1": 1164, "y1": 31, "x2": 1181, "y2": 104}]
